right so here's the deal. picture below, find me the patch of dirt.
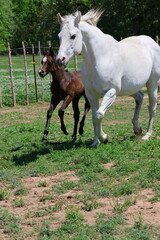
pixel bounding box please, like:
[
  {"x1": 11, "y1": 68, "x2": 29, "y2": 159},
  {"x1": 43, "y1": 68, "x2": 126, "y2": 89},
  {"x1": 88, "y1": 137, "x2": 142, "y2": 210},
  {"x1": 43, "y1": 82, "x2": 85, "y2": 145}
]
[
  {"x1": 0, "y1": 102, "x2": 49, "y2": 114},
  {"x1": 1, "y1": 171, "x2": 160, "y2": 240},
  {"x1": 124, "y1": 188, "x2": 160, "y2": 226}
]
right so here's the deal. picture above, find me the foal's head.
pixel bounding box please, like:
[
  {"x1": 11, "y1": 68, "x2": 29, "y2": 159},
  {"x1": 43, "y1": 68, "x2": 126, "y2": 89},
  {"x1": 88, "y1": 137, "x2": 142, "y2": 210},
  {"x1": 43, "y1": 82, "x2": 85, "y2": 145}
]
[{"x1": 39, "y1": 48, "x2": 57, "y2": 78}]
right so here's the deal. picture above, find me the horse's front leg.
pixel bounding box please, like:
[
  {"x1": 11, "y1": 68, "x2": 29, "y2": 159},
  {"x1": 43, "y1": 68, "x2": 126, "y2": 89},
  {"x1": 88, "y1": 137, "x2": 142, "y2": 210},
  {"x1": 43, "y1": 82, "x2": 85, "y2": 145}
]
[
  {"x1": 42, "y1": 97, "x2": 60, "y2": 141},
  {"x1": 85, "y1": 90, "x2": 102, "y2": 147},
  {"x1": 96, "y1": 88, "x2": 117, "y2": 142},
  {"x1": 58, "y1": 95, "x2": 72, "y2": 135},
  {"x1": 142, "y1": 80, "x2": 158, "y2": 140},
  {"x1": 131, "y1": 91, "x2": 144, "y2": 136}
]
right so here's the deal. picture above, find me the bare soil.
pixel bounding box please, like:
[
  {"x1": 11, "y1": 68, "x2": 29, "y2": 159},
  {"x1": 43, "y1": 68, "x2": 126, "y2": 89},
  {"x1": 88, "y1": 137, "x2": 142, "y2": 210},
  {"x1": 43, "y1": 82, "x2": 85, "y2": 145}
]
[{"x1": 1, "y1": 169, "x2": 160, "y2": 240}]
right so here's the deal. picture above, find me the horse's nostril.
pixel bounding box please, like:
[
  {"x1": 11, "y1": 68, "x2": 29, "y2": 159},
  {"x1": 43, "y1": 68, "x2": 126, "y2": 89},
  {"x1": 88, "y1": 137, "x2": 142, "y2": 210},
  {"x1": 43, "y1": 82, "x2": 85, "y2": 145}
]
[{"x1": 62, "y1": 56, "x2": 65, "y2": 62}]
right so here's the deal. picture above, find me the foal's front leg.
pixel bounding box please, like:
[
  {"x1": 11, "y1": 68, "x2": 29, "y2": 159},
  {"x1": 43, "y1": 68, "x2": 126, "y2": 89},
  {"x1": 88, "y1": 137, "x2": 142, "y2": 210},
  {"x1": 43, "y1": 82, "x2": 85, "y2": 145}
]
[
  {"x1": 42, "y1": 97, "x2": 60, "y2": 141},
  {"x1": 58, "y1": 95, "x2": 72, "y2": 135}
]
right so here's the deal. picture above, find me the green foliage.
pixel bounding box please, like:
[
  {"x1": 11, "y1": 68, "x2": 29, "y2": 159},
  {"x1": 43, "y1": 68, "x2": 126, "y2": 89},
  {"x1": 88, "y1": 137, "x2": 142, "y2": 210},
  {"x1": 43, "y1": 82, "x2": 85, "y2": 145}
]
[{"x1": 0, "y1": 0, "x2": 159, "y2": 50}]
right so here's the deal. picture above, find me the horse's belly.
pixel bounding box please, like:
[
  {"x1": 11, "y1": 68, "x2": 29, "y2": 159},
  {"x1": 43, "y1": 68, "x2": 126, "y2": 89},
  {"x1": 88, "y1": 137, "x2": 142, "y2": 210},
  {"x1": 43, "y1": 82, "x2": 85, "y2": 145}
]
[{"x1": 119, "y1": 74, "x2": 147, "y2": 95}]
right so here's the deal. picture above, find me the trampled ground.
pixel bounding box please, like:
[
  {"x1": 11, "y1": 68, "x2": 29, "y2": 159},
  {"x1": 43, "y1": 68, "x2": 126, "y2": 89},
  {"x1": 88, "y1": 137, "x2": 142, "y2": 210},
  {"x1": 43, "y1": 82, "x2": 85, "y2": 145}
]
[{"x1": 0, "y1": 97, "x2": 160, "y2": 239}]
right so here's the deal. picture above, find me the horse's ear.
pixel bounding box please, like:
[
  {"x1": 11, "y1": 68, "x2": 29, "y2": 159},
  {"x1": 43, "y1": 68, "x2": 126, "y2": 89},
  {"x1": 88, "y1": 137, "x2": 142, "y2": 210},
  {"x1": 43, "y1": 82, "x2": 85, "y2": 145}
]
[
  {"x1": 57, "y1": 13, "x2": 64, "y2": 24},
  {"x1": 49, "y1": 47, "x2": 55, "y2": 57},
  {"x1": 75, "y1": 11, "x2": 81, "y2": 24}
]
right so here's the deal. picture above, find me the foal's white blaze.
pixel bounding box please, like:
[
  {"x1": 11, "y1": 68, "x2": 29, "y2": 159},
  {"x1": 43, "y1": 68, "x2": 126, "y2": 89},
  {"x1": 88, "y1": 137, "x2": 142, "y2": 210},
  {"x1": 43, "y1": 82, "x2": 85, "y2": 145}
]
[
  {"x1": 57, "y1": 9, "x2": 160, "y2": 146},
  {"x1": 43, "y1": 57, "x2": 47, "y2": 63}
]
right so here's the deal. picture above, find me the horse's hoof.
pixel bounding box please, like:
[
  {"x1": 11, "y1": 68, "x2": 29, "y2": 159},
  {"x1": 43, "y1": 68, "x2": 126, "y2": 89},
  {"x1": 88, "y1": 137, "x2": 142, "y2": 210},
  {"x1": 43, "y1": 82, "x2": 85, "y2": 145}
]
[
  {"x1": 134, "y1": 127, "x2": 142, "y2": 136},
  {"x1": 96, "y1": 111, "x2": 104, "y2": 119},
  {"x1": 142, "y1": 133, "x2": 151, "y2": 141},
  {"x1": 102, "y1": 138, "x2": 109, "y2": 144},
  {"x1": 90, "y1": 139, "x2": 100, "y2": 147}
]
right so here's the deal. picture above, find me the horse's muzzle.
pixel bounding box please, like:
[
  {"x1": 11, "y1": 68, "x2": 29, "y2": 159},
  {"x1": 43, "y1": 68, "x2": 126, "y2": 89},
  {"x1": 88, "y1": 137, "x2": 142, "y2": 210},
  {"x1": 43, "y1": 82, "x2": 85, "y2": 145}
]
[{"x1": 56, "y1": 57, "x2": 66, "y2": 68}]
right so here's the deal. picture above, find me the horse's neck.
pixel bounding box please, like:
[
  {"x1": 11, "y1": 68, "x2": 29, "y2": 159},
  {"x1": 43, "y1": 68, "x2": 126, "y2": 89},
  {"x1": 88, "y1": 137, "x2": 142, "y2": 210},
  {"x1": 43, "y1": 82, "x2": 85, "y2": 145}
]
[{"x1": 80, "y1": 22, "x2": 118, "y2": 64}]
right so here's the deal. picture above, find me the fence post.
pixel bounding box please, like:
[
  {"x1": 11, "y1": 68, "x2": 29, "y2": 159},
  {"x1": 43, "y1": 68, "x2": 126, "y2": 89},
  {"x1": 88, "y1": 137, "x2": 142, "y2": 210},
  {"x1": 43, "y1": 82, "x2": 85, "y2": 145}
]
[
  {"x1": 32, "y1": 44, "x2": 38, "y2": 102},
  {"x1": 8, "y1": 42, "x2": 16, "y2": 107},
  {"x1": 74, "y1": 55, "x2": 78, "y2": 71},
  {"x1": 22, "y1": 41, "x2": 29, "y2": 105},
  {"x1": 156, "y1": 35, "x2": 159, "y2": 44},
  {"x1": 38, "y1": 41, "x2": 44, "y2": 101},
  {"x1": 0, "y1": 88, "x2": 2, "y2": 108},
  {"x1": 48, "y1": 41, "x2": 52, "y2": 84}
]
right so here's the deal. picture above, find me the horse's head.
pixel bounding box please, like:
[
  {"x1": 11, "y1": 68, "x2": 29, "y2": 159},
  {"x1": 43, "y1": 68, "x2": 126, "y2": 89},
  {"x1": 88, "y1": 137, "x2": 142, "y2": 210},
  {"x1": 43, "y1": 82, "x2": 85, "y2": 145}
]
[
  {"x1": 56, "y1": 11, "x2": 82, "y2": 68},
  {"x1": 39, "y1": 48, "x2": 57, "y2": 77}
]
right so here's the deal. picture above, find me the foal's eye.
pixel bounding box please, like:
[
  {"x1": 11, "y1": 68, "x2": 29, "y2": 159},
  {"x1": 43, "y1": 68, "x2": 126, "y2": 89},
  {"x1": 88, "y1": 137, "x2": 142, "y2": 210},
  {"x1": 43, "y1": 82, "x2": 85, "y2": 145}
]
[
  {"x1": 71, "y1": 34, "x2": 76, "y2": 40},
  {"x1": 48, "y1": 61, "x2": 52, "y2": 66}
]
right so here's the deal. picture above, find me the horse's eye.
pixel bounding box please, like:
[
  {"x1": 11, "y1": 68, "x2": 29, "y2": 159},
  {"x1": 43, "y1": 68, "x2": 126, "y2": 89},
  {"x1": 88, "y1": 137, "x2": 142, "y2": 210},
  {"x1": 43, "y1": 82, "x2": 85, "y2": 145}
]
[{"x1": 71, "y1": 34, "x2": 76, "y2": 40}]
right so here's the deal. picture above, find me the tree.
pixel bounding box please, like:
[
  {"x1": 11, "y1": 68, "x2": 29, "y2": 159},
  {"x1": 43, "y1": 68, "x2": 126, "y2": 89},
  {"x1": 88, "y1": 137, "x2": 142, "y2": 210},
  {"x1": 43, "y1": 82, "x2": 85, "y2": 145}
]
[{"x1": 0, "y1": 0, "x2": 14, "y2": 51}]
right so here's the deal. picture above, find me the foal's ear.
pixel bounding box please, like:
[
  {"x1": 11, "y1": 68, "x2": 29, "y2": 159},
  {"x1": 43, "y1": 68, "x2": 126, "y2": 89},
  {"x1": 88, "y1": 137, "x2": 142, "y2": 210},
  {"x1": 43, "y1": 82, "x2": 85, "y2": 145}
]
[
  {"x1": 57, "y1": 13, "x2": 65, "y2": 24},
  {"x1": 49, "y1": 47, "x2": 55, "y2": 57}
]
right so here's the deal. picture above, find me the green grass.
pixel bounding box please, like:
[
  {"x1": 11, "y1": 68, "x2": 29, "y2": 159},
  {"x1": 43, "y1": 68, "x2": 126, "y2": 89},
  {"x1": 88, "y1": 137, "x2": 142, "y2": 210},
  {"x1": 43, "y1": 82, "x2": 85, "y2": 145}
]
[{"x1": 0, "y1": 94, "x2": 160, "y2": 239}]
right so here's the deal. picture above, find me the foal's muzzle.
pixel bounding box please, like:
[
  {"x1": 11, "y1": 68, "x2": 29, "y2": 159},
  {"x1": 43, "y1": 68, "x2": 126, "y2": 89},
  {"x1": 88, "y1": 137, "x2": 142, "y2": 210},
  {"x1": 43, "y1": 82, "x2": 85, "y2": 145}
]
[{"x1": 39, "y1": 70, "x2": 46, "y2": 78}]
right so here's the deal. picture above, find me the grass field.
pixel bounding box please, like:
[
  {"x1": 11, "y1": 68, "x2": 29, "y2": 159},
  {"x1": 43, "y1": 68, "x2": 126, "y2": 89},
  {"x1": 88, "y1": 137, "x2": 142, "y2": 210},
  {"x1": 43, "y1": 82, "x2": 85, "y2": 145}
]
[{"x1": 0, "y1": 92, "x2": 160, "y2": 239}]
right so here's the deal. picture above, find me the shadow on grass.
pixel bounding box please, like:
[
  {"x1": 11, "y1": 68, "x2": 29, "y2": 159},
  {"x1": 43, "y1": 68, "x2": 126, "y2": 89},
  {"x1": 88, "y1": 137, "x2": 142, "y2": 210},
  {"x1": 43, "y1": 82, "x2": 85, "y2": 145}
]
[{"x1": 12, "y1": 139, "x2": 92, "y2": 166}]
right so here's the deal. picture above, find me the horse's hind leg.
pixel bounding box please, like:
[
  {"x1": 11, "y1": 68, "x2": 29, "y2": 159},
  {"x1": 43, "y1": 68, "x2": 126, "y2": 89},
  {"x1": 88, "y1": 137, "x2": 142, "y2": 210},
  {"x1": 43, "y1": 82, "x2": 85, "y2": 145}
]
[
  {"x1": 79, "y1": 95, "x2": 90, "y2": 135},
  {"x1": 142, "y1": 80, "x2": 158, "y2": 140},
  {"x1": 131, "y1": 91, "x2": 144, "y2": 136},
  {"x1": 58, "y1": 95, "x2": 72, "y2": 135},
  {"x1": 72, "y1": 97, "x2": 80, "y2": 141}
]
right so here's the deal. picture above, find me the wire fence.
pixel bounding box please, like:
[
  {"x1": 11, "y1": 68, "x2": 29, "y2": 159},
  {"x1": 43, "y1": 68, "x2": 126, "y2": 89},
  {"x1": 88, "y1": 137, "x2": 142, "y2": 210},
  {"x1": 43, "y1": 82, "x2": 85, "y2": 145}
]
[
  {"x1": 0, "y1": 36, "x2": 159, "y2": 108},
  {"x1": 0, "y1": 41, "x2": 81, "y2": 107}
]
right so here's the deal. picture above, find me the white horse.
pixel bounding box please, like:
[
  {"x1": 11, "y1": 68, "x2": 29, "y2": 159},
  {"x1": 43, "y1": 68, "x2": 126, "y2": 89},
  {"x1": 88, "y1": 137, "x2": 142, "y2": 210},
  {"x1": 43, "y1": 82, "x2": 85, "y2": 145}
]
[{"x1": 56, "y1": 9, "x2": 160, "y2": 147}]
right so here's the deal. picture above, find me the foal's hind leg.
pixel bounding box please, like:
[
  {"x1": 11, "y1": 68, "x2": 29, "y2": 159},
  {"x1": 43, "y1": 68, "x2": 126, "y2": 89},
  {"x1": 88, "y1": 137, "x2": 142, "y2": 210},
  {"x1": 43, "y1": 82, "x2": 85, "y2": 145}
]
[
  {"x1": 58, "y1": 95, "x2": 72, "y2": 135},
  {"x1": 131, "y1": 91, "x2": 144, "y2": 136},
  {"x1": 142, "y1": 80, "x2": 158, "y2": 140},
  {"x1": 72, "y1": 97, "x2": 80, "y2": 141},
  {"x1": 79, "y1": 95, "x2": 90, "y2": 135}
]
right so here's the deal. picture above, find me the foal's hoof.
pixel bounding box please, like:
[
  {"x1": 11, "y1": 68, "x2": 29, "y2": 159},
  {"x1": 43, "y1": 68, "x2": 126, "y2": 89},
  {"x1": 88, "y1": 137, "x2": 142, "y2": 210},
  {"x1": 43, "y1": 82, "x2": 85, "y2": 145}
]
[
  {"x1": 72, "y1": 135, "x2": 77, "y2": 142},
  {"x1": 62, "y1": 128, "x2": 68, "y2": 135},
  {"x1": 79, "y1": 127, "x2": 84, "y2": 135},
  {"x1": 42, "y1": 135, "x2": 48, "y2": 142}
]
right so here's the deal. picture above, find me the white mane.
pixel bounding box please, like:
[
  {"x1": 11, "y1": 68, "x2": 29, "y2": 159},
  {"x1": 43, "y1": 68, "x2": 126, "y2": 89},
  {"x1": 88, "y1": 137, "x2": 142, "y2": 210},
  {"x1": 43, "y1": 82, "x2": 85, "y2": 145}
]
[
  {"x1": 81, "y1": 8, "x2": 104, "y2": 26},
  {"x1": 61, "y1": 8, "x2": 104, "y2": 27}
]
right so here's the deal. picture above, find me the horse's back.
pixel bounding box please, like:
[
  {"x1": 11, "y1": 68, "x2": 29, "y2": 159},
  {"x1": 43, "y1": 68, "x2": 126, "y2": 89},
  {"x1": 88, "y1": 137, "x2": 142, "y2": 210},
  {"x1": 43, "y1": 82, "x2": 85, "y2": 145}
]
[{"x1": 121, "y1": 35, "x2": 160, "y2": 76}]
